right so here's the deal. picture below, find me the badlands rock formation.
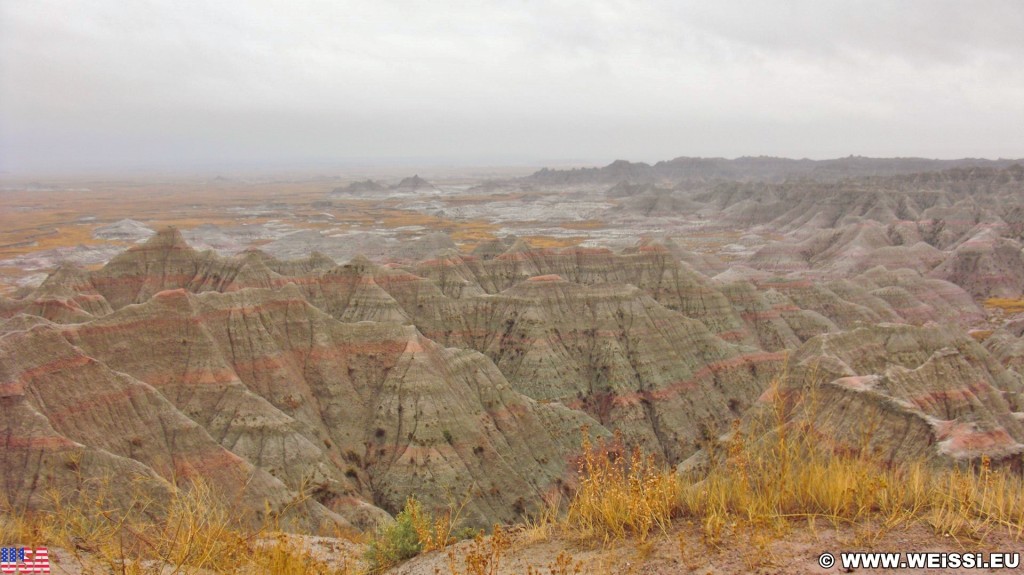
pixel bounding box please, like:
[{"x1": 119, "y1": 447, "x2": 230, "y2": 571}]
[{"x1": 4, "y1": 159, "x2": 1024, "y2": 532}]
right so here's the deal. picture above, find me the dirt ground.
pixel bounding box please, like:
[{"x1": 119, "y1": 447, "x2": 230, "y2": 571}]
[
  {"x1": 32, "y1": 517, "x2": 1022, "y2": 574},
  {"x1": 388, "y1": 520, "x2": 1023, "y2": 575}
]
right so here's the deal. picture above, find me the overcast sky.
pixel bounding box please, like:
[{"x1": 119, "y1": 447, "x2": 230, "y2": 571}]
[{"x1": 2, "y1": 1, "x2": 1023, "y2": 174}]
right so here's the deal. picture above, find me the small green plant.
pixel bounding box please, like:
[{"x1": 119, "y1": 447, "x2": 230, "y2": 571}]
[{"x1": 364, "y1": 500, "x2": 423, "y2": 573}]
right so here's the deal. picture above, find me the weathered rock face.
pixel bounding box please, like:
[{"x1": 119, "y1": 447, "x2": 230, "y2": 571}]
[
  {"x1": 426, "y1": 276, "x2": 781, "y2": 462},
  {"x1": 985, "y1": 330, "x2": 1024, "y2": 375},
  {"x1": 746, "y1": 269, "x2": 985, "y2": 332},
  {"x1": 87, "y1": 228, "x2": 320, "y2": 308},
  {"x1": 930, "y1": 231, "x2": 1024, "y2": 299},
  {"x1": 61, "y1": 288, "x2": 357, "y2": 508},
  {"x1": 306, "y1": 256, "x2": 412, "y2": 324},
  {"x1": 763, "y1": 324, "x2": 1024, "y2": 466},
  {"x1": 666, "y1": 166, "x2": 1024, "y2": 311},
  {"x1": 6, "y1": 211, "x2": 1024, "y2": 532},
  {"x1": 0, "y1": 321, "x2": 342, "y2": 531},
  {"x1": 1, "y1": 386, "x2": 175, "y2": 514},
  {"x1": 1, "y1": 276, "x2": 602, "y2": 527},
  {"x1": 0, "y1": 265, "x2": 113, "y2": 324},
  {"x1": 412, "y1": 243, "x2": 756, "y2": 344},
  {"x1": 688, "y1": 165, "x2": 1022, "y2": 234},
  {"x1": 715, "y1": 280, "x2": 802, "y2": 352},
  {"x1": 612, "y1": 189, "x2": 700, "y2": 217},
  {"x1": 90, "y1": 227, "x2": 210, "y2": 308}
]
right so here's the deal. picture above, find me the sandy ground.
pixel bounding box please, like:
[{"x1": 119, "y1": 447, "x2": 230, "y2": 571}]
[{"x1": 387, "y1": 520, "x2": 1023, "y2": 575}]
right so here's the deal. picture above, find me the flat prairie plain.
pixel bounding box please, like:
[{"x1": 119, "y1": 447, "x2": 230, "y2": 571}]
[{"x1": 0, "y1": 169, "x2": 728, "y2": 293}]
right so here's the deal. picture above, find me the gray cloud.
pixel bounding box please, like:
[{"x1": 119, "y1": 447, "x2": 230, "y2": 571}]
[{"x1": 2, "y1": 0, "x2": 1023, "y2": 174}]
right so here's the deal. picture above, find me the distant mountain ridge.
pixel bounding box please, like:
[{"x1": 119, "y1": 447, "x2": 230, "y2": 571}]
[{"x1": 524, "y1": 156, "x2": 1024, "y2": 185}]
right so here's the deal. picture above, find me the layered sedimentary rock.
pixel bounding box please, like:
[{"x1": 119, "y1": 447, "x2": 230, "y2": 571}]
[
  {"x1": 436, "y1": 276, "x2": 779, "y2": 461},
  {"x1": 612, "y1": 188, "x2": 701, "y2": 217},
  {"x1": 657, "y1": 166, "x2": 1024, "y2": 309},
  {"x1": 985, "y1": 328, "x2": 1024, "y2": 376},
  {"x1": 306, "y1": 256, "x2": 412, "y2": 324},
  {"x1": 6, "y1": 209, "x2": 1024, "y2": 532},
  {"x1": 7, "y1": 282, "x2": 603, "y2": 526},
  {"x1": 90, "y1": 227, "x2": 213, "y2": 308},
  {"x1": 0, "y1": 320, "x2": 342, "y2": 531},
  {"x1": 0, "y1": 265, "x2": 112, "y2": 323},
  {"x1": 412, "y1": 242, "x2": 755, "y2": 344},
  {"x1": 930, "y1": 230, "x2": 1024, "y2": 298},
  {"x1": 756, "y1": 324, "x2": 1024, "y2": 466}
]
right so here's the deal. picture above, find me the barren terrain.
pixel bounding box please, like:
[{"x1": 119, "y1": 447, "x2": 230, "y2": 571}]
[{"x1": 2, "y1": 156, "x2": 1024, "y2": 573}]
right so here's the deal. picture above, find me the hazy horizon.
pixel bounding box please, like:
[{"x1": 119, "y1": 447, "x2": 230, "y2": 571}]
[{"x1": 3, "y1": 1, "x2": 1024, "y2": 175}]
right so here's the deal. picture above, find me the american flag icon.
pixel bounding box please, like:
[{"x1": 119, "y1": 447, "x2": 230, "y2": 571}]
[{"x1": 0, "y1": 547, "x2": 49, "y2": 573}]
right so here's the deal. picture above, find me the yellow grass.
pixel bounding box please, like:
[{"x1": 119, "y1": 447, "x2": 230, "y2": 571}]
[
  {"x1": 558, "y1": 220, "x2": 607, "y2": 231},
  {"x1": 444, "y1": 527, "x2": 510, "y2": 575},
  {"x1": 522, "y1": 236, "x2": 585, "y2": 249},
  {"x1": 0, "y1": 479, "x2": 356, "y2": 574},
  {"x1": 562, "y1": 430, "x2": 676, "y2": 544},
  {"x1": 561, "y1": 373, "x2": 1024, "y2": 548},
  {"x1": 985, "y1": 297, "x2": 1024, "y2": 314},
  {"x1": 450, "y1": 224, "x2": 499, "y2": 247},
  {"x1": 5, "y1": 370, "x2": 1023, "y2": 573}
]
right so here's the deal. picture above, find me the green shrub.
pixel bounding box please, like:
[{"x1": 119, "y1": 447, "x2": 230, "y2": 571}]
[{"x1": 364, "y1": 500, "x2": 423, "y2": 573}]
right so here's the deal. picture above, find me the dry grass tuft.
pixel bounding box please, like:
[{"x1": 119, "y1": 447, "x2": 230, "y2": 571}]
[
  {"x1": 525, "y1": 550, "x2": 583, "y2": 575},
  {"x1": 443, "y1": 526, "x2": 510, "y2": 575},
  {"x1": 562, "y1": 429, "x2": 677, "y2": 544},
  {"x1": 677, "y1": 373, "x2": 1024, "y2": 544},
  {"x1": 366, "y1": 495, "x2": 475, "y2": 573},
  {"x1": 560, "y1": 370, "x2": 1024, "y2": 551},
  {"x1": 6, "y1": 369, "x2": 1023, "y2": 574},
  {"x1": 0, "y1": 478, "x2": 355, "y2": 574}
]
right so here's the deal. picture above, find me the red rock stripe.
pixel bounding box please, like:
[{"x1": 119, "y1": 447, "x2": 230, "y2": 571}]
[
  {"x1": 3, "y1": 435, "x2": 76, "y2": 449},
  {"x1": 4, "y1": 355, "x2": 92, "y2": 386}
]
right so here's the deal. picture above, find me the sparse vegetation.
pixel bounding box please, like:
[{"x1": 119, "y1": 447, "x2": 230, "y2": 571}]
[
  {"x1": 0, "y1": 478, "x2": 355, "y2": 574},
  {"x1": 556, "y1": 371, "x2": 1024, "y2": 555},
  {"x1": 444, "y1": 526, "x2": 510, "y2": 575},
  {"x1": 365, "y1": 500, "x2": 422, "y2": 573},
  {"x1": 985, "y1": 297, "x2": 1024, "y2": 315},
  {"x1": 365, "y1": 495, "x2": 471, "y2": 573},
  {"x1": 562, "y1": 428, "x2": 676, "y2": 544},
  {"x1": 680, "y1": 421, "x2": 1024, "y2": 543},
  {"x1": 525, "y1": 551, "x2": 583, "y2": 575},
  {"x1": 5, "y1": 369, "x2": 1022, "y2": 575}
]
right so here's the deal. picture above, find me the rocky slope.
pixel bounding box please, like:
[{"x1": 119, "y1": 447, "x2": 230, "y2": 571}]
[
  {"x1": 2, "y1": 279, "x2": 599, "y2": 527},
  {"x1": 761, "y1": 322, "x2": 1024, "y2": 466},
  {"x1": 4, "y1": 212, "x2": 1024, "y2": 532}
]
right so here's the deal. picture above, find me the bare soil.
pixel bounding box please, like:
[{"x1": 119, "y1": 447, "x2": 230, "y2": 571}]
[{"x1": 389, "y1": 520, "x2": 1023, "y2": 575}]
